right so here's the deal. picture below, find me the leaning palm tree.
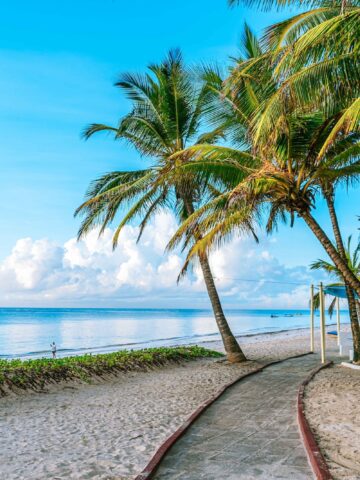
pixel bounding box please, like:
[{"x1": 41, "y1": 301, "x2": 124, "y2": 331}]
[
  {"x1": 310, "y1": 236, "x2": 360, "y2": 362},
  {"x1": 225, "y1": 3, "x2": 360, "y2": 297},
  {"x1": 166, "y1": 35, "x2": 360, "y2": 354},
  {"x1": 75, "y1": 50, "x2": 252, "y2": 362},
  {"x1": 167, "y1": 25, "x2": 360, "y2": 299},
  {"x1": 170, "y1": 112, "x2": 360, "y2": 292},
  {"x1": 239, "y1": 1, "x2": 360, "y2": 357}
]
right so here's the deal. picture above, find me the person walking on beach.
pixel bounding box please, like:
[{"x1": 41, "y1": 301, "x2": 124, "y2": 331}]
[{"x1": 50, "y1": 341, "x2": 57, "y2": 359}]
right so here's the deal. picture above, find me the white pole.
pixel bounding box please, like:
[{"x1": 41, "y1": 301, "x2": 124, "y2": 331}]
[
  {"x1": 310, "y1": 284, "x2": 315, "y2": 352},
  {"x1": 336, "y1": 297, "x2": 341, "y2": 347},
  {"x1": 319, "y1": 282, "x2": 326, "y2": 364}
]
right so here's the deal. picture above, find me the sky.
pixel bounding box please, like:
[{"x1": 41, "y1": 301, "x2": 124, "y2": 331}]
[{"x1": 0, "y1": 0, "x2": 358, "y2": 308}]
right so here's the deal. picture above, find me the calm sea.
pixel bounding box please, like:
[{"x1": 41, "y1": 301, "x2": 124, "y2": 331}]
[{"x1": 0, "y1": 308, "x2": 348, "y2": 359}]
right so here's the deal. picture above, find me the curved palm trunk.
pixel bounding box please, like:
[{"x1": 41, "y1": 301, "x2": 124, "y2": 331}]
[
  {"x1": 183, "y1": 197, "x2": 246, "y2": 363},
  {"x1": 344, "y1": 285, "x2": 360, "y2": 363},
  {"x1": 325, "y1": 195, "x2": 360, "y2": 363},
  {"x1": 198, "y1": 254, "x2": 247, "y2": 362},
  {"x1": 302, "y1": 212, "x2": 360, "y2": 298}
]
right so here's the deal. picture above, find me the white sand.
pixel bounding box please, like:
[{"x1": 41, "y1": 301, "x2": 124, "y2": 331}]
[
  {"x1": 305, "y1": 364, "x2": 360, "y2": 480},
  {"x1": 0, "y1": 326, "x2": 352, "y2": 479}
]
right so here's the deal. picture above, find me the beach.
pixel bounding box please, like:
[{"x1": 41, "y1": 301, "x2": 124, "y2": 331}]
[
  {"x1": 0, "y1": 326, "x2": 355, "y2": 479},
  {"x1": 305, "y1": 364, "x2": 360, "y2": 480},
  {"x1": 2, "y1": 0, "x2": 359, "y2": 478}
]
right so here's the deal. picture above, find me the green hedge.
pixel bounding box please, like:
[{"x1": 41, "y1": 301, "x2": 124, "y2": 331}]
[{"x1": 0, "y1": 346, "x2": 223, "y2": 395}]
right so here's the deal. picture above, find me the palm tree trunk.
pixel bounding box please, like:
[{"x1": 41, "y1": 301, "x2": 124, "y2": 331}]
[
  {"x1": 182, "y1": 197, "x2": 246, "y2": 362},
  {"x1": 302, "y1": 212, "x2": 360, "y2": 297},
  {"x1": 344, "y1": 285, "x2": 360, "y2": 363},
  {"x1": 198, "y1": 253, "x2": 247, "y2": 362},
  {"x1": 325, "y1": 194, "x2": 360, "y2": 362}
]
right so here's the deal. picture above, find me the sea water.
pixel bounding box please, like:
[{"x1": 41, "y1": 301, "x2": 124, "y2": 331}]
[{"x1": 0, "y1": 308, "x2": 349, "y2": 359}]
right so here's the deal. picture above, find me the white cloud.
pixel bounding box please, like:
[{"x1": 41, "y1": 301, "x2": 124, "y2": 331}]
[
  {"x1": 0, "y1": 212, "x2": 321, "y2": 308},
  {"x1": 1, "y1": 238, "x2": 63, "y2": 289}
]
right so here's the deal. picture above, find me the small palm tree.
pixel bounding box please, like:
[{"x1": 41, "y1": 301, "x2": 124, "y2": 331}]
[
  {"x1": 75, "y1": 50, "x2": 251, "y2": 362},
  {"x1": 310, "y1": 236, "x2": 360, "y2": 362}
]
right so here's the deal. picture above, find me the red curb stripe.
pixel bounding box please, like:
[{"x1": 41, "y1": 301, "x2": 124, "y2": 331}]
[
  {"x1": 135, "y1": 351, "x2": 313, "y2": 480},
  {"x1": 297, "y1": 361, "x2": 333, "y2": 480}
]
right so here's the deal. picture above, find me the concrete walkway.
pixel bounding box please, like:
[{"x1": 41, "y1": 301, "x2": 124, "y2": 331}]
[{"x1": 153, "y1": 354, "x2": 319, "y2": 480}]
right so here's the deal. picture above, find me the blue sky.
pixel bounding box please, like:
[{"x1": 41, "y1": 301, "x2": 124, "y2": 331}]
[{"x1": 0, "y1": 0, "x2": 358, "y2": 307}]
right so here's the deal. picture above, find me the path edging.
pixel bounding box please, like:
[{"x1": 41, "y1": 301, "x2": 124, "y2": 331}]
[
  {"x1": 135, "y1": 351, "x2": 313, "y2": 480},
  {"x1": 297, "y1": 361, "x2": 333, "y2": 480}
]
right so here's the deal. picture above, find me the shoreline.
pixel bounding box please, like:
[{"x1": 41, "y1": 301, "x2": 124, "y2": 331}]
[
  {"x1": 199, "y1": 322, "x2": 340, "y2": 343},
  {"x1": 2, "y1": 321, "x2": 347, "y2": 361}
]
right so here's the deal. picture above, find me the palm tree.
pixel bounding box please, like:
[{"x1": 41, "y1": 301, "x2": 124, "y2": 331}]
[
  {"x1": 228, "y1": 1, "x2": 360, "y2": 154},
  {"x1": 252, "y1": 3, "x2": 360, "y2": 339},
  {"x1": 75, "y1": 50, "x2": 251, "y2": 363},
  {"x1": 247, "y1": 1, "x2": 360, "y2": 359},
  {"x1": 167, "y1": 35, "x2": 360, "y2": 299},
  {"x1": 170, "y1": 113, "x2": 360, "y2": 295},
  {"x1": 180, "y1": 119, "x2": 359, "y2": 273},
  {"x1": 313, "y1": 133, "x2": 360, "y2": 361},
  {"x1": 225, "y1": 3, "x2": 360, "y2": 298},
  {"x1": 310, "y1": 236, "x2": 360, "y2": 362}
]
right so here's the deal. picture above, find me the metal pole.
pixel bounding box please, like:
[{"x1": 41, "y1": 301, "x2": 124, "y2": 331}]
[
  {"x1": 336, "y1": 297, "x2": 341, "y2": 347},
  {"x1": 319, "y1": 282, "x2": 326, "y2": 364},
  {"x1": 310, "y1": 284, "x2": 315, "y2": 352}
]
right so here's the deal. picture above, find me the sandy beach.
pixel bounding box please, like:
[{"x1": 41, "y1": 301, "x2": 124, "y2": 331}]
[
  {"x1": 0, "y1": 325, "x2": 354, "y2": 479},
  {"x1": 305, "y1": 364, "x2": 360, "y2": 480}
]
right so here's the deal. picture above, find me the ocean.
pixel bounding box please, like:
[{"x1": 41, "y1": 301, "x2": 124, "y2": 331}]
[{"x1": 0, "y1": 307, "x2": 348, "y2": 360}]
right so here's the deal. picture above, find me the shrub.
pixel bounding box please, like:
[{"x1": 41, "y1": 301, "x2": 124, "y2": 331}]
[{"x1": 0, "y1": 346, "x2": 223, "y2": 396}]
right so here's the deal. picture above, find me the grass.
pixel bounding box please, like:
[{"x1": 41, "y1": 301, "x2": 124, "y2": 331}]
[{"x1": 0, "y1": 346, "x2": 223, "y2": 396}]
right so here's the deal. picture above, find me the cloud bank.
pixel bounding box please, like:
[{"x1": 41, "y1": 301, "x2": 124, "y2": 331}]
[{"x1": 0, "y1": 213, "x2": 318, "y2": 308}]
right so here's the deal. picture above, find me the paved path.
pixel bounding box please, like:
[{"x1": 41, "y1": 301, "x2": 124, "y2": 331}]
[{"x1": 154, "y1": 354, "x2": 319, "y2": 480}]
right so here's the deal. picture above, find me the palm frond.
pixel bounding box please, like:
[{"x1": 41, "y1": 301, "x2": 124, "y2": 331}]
[
  {"x1": 318, "y1": 99, "x2": 360, "y2": 158},
  {"x1": 82, "y1": 123, "x2": 120, "y2": 140}
]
